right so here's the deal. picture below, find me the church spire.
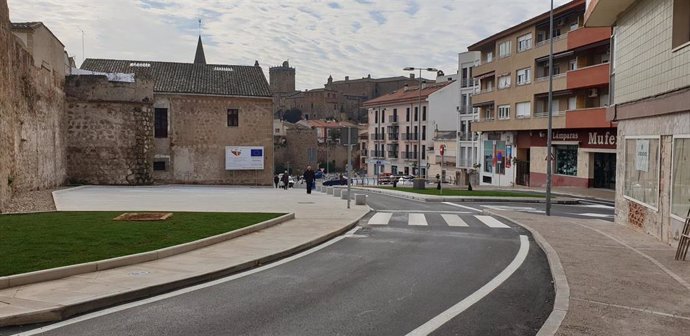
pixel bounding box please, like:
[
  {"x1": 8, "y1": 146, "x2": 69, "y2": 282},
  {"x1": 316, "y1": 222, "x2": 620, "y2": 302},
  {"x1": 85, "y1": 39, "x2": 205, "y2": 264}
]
[{"x1": 194, "y1": 35, "x2": 206, "y2": 64}]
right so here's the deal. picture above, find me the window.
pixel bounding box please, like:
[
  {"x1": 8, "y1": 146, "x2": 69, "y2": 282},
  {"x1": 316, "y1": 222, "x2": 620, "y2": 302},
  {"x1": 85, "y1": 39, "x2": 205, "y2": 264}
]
[
  {"x1": 517, "y1": 33, "x2": 532, "y2": 52},
  {"x1": 393, "y1": 108, "x2": 398, "y2": 122},
  {"x1": 498, "y1": 41, "x2": 512, "y2": 58},
  {"x1": 568, "y1": 96, "x2": 577, "y2": 110},
  {"x1": 498, "y1": 105, "x2": 510, "y2": 120},
  {"x1": 406, "y1": 108, "x2": 410, "y2": 122},
  {"x1": 498, "y1": 75, "x2": 511, "y2": 89},
  {"x1": 624, "y1": 138, "x2": 660, "y2": 208},
  {"x1": 154, "y1": 108, "x2": 168, "y2": 138},
  {"x1": 484, "y1": 108, "x2": 494, "y2": 120},
  {"x1": 516, "y1": 68, "x2": 531, "y2": 85},
  {"x1": 375, "y1": 110, "x2": 379, "y2": 123},
  {"x1": 381, "y1": 111, "x2": 385, "y2": 123},
  {"x1": 486, "y1": 51, "x2": 494, "y2": 63},
  {"x1": 227, "y1": 109, "x2": 239, "y2": 127},
  {"x1": 422, "y1": 125, "x2": 426, "y2": 140},
  {"x1": 422, "y1": 106, "x2": 427, "y2": 121},
  {"x1": 516, "y1": 102, "x2": 531, "y2": 118},
  {"x1": 422, "y1": 145, "x2": 426, "y2": 159},
  {"x1": 414, "y1": 107, "x2": 419, "y2": 121},
  {"x1": 672, "y1": 137, "x2": 690, "y2": 218},
  {"x1": 153, "y1": 161, "x2": 166, "y2": 171},
  {"x1": 672, "y1": 0, "x2": 690, "y2": 49},
  {"x1": 555, "y1": 145, "x2": 578, "y2": 176},
  {"x1": 483, "y1": 140, "x2": 493, "y2": 173},
  {"x1": 569, "y1": 59, "x2": 577, "y2": 71}
]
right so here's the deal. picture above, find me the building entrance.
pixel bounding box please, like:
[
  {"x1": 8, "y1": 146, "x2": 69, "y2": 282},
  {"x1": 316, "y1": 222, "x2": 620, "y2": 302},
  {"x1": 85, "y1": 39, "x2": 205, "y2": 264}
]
[{"x1": 593, "y1": 153, "x2": 616, "y2": 189}]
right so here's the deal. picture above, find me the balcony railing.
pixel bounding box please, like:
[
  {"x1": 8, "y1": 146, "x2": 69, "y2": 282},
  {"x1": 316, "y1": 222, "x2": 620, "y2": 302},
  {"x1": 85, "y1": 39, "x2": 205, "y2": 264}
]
[
  {"x1": 435, "y1": 156, "x2": 457, "y2": 165},
  {"x1": 534, "y1": 110, "x2": 565, "y2": 118},
  {"x1": 401, "y1": 133, "x2": 419, "y2": 141},
  {"x1": 389, "y1": 116, "x2": 399, "y2": 123},
  {"x1": 387, "y1": 151, "x2": 399, "y2": 159},
  {"x1": 388, "y1": 133, "x2": 400, "y2": 141},
  {"x1": 369, "y1": 151, "x2": 385, "y2": 158},
  {"x1": 457, "y1": 159, "x2": 474, "y2": 168},
  {"x1": 535, "y1": 73, "x2": 566, "y2": 82},
  {"x1": 371, "y1": 133, "x2": 385, "y2": 141},
  {"x1": 401, "y1": 152, "x2": 418, "y2": 160}
]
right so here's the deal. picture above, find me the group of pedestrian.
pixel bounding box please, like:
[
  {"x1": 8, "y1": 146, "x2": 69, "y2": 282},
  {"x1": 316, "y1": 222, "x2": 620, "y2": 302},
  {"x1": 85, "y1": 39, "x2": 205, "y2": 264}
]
[{"x1": 272, "y1": 166, "x2": 317, "y2": 194}]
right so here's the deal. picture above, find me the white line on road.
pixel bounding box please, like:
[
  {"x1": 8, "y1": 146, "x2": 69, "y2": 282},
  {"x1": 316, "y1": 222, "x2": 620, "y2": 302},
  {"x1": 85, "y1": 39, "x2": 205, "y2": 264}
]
[
  {"x1": 573, "y1": 213, "x2": 614, "y2": 218},
  {"x1": 408, "y1": 213, "x2": 428, "y2": 226},
  {"x1": 375, "y1": 210, "x2": 470, "y2": 214},
  {"x1": 580, "y1": 204, "x2": 614, "y2": 209},
  {"x1": 368, "y1": 212, "x2": 393, "y2": 225},
  {"x1": 441, "y1": 214, "x2": 469, "y2": 227},
  {"x1": 475, "y1": 215, "x2": 511, "y2": 228},
  {"x1": 406, "y1": 235, "x2": 530, "y2": 336},
  {"x1": 14, "y1": 227, "x2": 360, "y2": 336},
  {"x1": 442, "y1": 202, "x2": 481, "y2": 212}
]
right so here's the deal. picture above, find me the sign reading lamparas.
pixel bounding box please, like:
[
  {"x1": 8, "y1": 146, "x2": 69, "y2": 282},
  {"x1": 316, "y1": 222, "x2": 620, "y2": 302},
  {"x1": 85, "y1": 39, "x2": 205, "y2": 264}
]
[{"x1": 225, "y1": 146, "x2": 264, "y2": 170}]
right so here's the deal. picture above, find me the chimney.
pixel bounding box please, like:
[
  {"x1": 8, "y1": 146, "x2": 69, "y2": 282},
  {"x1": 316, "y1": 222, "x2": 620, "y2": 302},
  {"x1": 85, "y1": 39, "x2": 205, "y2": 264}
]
[
  {"x1": 410, "y1": 74, "x2": 415, "y2": 79},
  {"x1": 403, "y1": 84, "x2": 409, "y2": 92}
]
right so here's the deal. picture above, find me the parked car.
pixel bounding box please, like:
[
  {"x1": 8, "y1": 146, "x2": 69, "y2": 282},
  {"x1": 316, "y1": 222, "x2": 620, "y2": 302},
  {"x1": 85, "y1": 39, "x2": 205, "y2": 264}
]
[
  {"x1": 323, "y1": 177, "x2": 348, "y2": 186},
  {"x1": 314, "y1": 170, "x2": 324, "y2": 179}
]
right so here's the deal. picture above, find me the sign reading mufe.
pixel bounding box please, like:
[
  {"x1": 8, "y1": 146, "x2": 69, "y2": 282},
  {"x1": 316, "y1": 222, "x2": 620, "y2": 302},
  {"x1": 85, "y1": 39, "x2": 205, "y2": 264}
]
[
  {"x1": 225, "y1": 146, "x2": 265, "y2": 170},
  {"x1": 530, "y1": 128, "x2": 617, "y2": 149}
]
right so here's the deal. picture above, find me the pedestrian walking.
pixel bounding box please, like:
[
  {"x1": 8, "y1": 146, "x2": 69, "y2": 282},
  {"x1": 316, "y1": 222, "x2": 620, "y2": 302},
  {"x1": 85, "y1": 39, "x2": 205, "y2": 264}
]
[
  {"x1": 273, "y1": 174, "x2": 279, "y2": 188},
  {"x1": 281, "y1": 171, "x2": 290, "y2": 190},
  {"x1": 303, "y1": 165, "x2": 316, "y2": 194}
]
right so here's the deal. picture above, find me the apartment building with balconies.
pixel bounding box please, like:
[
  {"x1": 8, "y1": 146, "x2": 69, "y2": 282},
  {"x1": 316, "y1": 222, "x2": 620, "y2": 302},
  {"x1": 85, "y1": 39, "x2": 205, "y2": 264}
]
[
  {"x1": 586, "y1": 0, "x2": 690, "y2": 245},
  {"x1": 456, "y1": 51, "x2": 482, "y2": 186},
  {"x1": 363, "y1": 82, "x2": 451, "y2": 178},
  {"x1": 468, "y1": 0, "x2": 615, "y2": 188}
]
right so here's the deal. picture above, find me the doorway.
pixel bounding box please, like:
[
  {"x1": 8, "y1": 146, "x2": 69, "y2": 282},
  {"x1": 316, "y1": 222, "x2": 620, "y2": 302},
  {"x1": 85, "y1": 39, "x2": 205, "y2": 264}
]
[{"x1": 593, "y1": 153, "x2": 616, "y2": 189}]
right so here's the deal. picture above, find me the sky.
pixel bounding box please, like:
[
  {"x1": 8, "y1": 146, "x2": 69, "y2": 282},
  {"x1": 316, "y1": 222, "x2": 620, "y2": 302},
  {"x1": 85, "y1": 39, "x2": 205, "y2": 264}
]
[{"x1": 8, "y1": 0, "x2": 571, "y2": 90}]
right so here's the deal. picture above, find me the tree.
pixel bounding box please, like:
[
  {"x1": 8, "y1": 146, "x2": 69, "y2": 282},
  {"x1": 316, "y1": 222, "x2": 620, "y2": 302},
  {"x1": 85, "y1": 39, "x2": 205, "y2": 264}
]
[{"x1": 282, "y1": 108, "x2": 303, "y2": 123}]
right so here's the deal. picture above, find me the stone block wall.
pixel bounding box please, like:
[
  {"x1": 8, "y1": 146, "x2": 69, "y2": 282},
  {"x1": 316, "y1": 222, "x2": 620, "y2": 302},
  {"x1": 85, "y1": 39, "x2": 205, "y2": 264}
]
[
  {"x1": 65, "y1": 75, "x2": 154, "y2": 185},
  {"x1": 0, "y1": 0, "x2": 67, "y2": 212},
  {"x1": 155, "y1": 95, "x2": 274, "y2": 185},
  {"x1": 274, "y1": 127, "x2": 318, "y2": 174}
]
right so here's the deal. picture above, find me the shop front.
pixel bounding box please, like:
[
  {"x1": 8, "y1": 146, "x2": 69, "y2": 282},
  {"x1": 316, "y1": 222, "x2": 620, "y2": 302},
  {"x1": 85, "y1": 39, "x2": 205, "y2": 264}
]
[{"x1": 517, "y1": 128, "x2": 617, "y2": 189}]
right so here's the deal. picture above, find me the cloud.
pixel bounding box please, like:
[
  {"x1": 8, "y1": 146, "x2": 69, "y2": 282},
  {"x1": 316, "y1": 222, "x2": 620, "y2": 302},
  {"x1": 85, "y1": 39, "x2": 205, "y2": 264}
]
[{"x1": 7, "y1": 0, "x2": 574, "y2": 90}]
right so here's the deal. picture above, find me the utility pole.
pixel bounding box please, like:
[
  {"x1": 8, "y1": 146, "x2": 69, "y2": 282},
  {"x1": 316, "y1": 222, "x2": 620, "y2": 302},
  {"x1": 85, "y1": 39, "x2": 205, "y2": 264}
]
[{"x1": 546, "y1": 0, "x2": 555, "y2": 216}]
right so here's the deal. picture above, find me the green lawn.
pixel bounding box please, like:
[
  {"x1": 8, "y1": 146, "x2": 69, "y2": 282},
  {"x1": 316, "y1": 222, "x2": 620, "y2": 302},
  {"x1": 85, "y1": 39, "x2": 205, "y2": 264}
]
[
  {"x1": 382, "y1": 188, "x2": 545, "y2": 198},
  {"x1": 0, "y1": 212, "x2": 283, "y2": 276}
]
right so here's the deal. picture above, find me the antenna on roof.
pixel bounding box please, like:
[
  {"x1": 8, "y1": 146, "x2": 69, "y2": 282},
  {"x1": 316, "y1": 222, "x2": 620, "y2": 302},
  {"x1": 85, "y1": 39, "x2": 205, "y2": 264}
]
[
  {"x1": 198, "y1": 19, "x2": 202, "y2": 36},
  {"x1": 78, "y1": 27, "x2": 85, "y2": 65}
]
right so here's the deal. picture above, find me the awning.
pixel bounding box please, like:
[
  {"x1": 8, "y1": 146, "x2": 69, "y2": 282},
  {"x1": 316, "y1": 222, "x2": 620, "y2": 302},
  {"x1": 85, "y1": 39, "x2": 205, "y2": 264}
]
[
  {"x1": 476, "y1": 71, "x2": 495, "y2": 80},
  {"x1": 472, "y1": 100, "x2": 495, "y2": 107},
  {"x1": 535, "y1": 51, "x2": 574, "y2": 63}
]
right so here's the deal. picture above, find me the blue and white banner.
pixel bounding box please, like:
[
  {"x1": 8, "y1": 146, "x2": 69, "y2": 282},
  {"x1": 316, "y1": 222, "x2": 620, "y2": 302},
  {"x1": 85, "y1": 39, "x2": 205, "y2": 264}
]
[{"x1": 225, "y1": 146, "x2": 265, "y2": 170}]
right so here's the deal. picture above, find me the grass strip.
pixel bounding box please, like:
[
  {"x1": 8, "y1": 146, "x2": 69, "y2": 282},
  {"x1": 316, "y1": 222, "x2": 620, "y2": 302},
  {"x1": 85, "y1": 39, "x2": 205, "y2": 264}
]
[{"x1": 0, "y1": 212, "x2": 282, "y2": 276}]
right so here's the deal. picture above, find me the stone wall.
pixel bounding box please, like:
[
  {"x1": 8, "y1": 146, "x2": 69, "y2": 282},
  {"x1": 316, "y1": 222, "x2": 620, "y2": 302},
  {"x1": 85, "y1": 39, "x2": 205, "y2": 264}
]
[
  {"x1": 0, "y1": 0, "x2": 67, "y2": 212},
  {"x1": 274, "y1": 126, "x2": 318, "y2": 174},
  {"x1": 64, "y1": 75, "x2": 154, "y2": 185},
  {"x1": 154, "y1": 95, "x2": 274, "y2": 185}
]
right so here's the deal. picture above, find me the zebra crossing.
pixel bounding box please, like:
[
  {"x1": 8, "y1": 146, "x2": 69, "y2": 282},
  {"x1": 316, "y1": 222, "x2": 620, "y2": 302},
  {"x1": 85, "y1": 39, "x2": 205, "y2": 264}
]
[{"x1": 366, "y1": 212, "x2": 512, "y2": 229}]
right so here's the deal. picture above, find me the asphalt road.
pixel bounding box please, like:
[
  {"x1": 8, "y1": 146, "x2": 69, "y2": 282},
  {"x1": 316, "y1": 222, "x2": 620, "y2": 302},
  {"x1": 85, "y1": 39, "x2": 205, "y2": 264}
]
[{"x1": 10, "y1": 191, "x2": 556, "y2": 336}]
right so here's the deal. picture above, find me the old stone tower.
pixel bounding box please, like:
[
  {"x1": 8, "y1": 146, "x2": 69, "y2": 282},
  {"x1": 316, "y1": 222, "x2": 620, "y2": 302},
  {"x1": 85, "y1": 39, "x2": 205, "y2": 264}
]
[{"x1": 269, "y1": 61, "x2": 295, "y2": 95}]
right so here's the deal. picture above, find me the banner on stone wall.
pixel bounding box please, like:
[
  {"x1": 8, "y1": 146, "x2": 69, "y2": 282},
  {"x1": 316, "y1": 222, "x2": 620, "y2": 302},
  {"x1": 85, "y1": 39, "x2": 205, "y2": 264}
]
[{"x1": 225, "y1": 146, "x2": 265, "y2": 170}]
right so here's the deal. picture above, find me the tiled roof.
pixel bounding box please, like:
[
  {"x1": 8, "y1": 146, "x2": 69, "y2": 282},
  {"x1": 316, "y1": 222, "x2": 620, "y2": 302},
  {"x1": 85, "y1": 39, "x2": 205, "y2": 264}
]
[
  {"x1": 80, "y1": 58, "x2": 272, "y2": 98},
  {"x1": 298, "y1": 120, "x2": 358, "y2": 129},
  {"x1": 10, "y1": 22, "x2": 42, "y2": 29},
  {"x1": 362, "y1": 82, "x2": 452, "y2": 107}
]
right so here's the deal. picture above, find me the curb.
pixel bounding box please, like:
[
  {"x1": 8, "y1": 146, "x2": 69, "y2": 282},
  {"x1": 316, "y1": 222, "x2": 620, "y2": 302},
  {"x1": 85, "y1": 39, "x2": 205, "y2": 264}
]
[
  {"x1": 0, "y1": 213, "x2": 295, "y2": 290},
  {"x1": 484, "y1": 209, "x2": 570, "y2": 336},
  {"x1": 0, "y1": 211, "x2": 371, "y2": 327},
  {"x1": 352, "y1": 187, "x2": 580, "y2": 204}
]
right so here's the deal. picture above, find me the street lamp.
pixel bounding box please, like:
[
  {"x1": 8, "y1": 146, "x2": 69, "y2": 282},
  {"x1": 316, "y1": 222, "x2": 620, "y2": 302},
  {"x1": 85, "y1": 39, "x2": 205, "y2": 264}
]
[
  {"x1": 403, "y1": 67, "x2": 438, "y2": 188},
  {"x1": 546, "y1": 0, "x2": 554, "y2": 216}
]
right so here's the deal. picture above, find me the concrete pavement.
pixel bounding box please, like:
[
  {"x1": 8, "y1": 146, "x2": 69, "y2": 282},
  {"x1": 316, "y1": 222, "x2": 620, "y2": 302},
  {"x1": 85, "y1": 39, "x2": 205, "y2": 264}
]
[
  {"x1": 352, "y1": 186, "x2": 580, "y2": 204},
  {"x1": 489, "y1": 210, "x2": 690, "y2": 336},
  {"x1": 0, "y1": 186, "x2": 369, "y2": 327}
]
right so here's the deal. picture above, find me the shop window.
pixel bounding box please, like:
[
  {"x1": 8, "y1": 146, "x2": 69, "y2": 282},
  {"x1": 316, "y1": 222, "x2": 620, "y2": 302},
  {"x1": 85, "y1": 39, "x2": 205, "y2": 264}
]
[
  {"x1": 672, "y1": 137, "x2": 690, "y2": 218},
  {"x1": 624, "y1": 138, "x2": 660, "y2": 208},
  {"x1": 555, "y1": 145, "x2": 578, "y2": 176},
  {"x1": 483, "y1": 140, "x2": 493, "y2": 173}
]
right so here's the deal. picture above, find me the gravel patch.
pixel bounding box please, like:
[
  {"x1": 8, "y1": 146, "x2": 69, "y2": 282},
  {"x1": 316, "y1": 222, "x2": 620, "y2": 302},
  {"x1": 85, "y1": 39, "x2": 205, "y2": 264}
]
[{"x1": 3, "y1": 189, "x2": 57, "y2": 213}]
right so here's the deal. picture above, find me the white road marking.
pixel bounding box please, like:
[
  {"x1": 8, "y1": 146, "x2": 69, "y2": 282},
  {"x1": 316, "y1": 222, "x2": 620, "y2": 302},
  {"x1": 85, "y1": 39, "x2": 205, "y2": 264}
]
[
  {"x1": 580, "y1": 204, "x2": 614, "y2": 209},
  {"x1": 481, "y1": 205, "x2": 537, "y2": 211},
  {"x1": 574, "y1": 213, "x2": 614, "y2": 218},
  {"x1": 441, "y1": 214, "x2": 469, "y2": 227},
  {"x1": 408, "y1": 213, "x2": 428, "y2": 226},
  {"x1": 406, "y1": 235, "x2": 530, "y2": 336},
  {"x1": 14, "y1": 226, "x2": 358, "y2": 336},
  {"x1": 442, "y1": 202, "x2": 481, "y2": 212},
  {"x1": 375, "y1": 210, "x2": 470, "y2": 214},
  {"x1": 475, "y1": 215, "x2": 511, "y2": 228},
  {"x1": 368, "y1": 212, "x2": 393, "y2": 225}
]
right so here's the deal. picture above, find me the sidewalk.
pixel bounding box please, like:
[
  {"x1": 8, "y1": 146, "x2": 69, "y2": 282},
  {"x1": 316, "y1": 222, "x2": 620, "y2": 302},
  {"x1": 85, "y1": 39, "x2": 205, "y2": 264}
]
[
  {"x1": 470, "y1": 185, "x2": 614, "y2": 203},
  {"x1": 0, "y1": 186, "x2": 369, "y2": 327},
  {"x1": 489, "y1": 210, "x2": 690, "y2": 336},
  {"x1": 351, "y1": 186, "x2": 580, "y2": 204}
]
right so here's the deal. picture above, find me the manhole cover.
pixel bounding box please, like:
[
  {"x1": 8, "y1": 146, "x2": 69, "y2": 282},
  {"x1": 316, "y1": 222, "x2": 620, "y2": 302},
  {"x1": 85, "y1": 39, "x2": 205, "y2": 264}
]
[{"x1": 129, "y1": 271, "x2": 151, "y2": 276}]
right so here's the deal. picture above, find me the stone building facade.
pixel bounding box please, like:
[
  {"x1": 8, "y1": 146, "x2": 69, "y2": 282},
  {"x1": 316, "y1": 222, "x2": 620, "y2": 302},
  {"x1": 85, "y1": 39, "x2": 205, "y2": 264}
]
[
  {"x1": 64, "y1": 75, "x2": 155, "y2": 185},
  {"x1": 0, "y1": 1, "x2": 67, "y2": 212},
  {"x1": 81, "y1": 55, "x2": 274, "y2": 186},
  {"x1": 586, "y1": 0, "x2": 690, "y2": 245},
  {"x1": 273, "y1": 121, "x2": 318, "y2": 174}
]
